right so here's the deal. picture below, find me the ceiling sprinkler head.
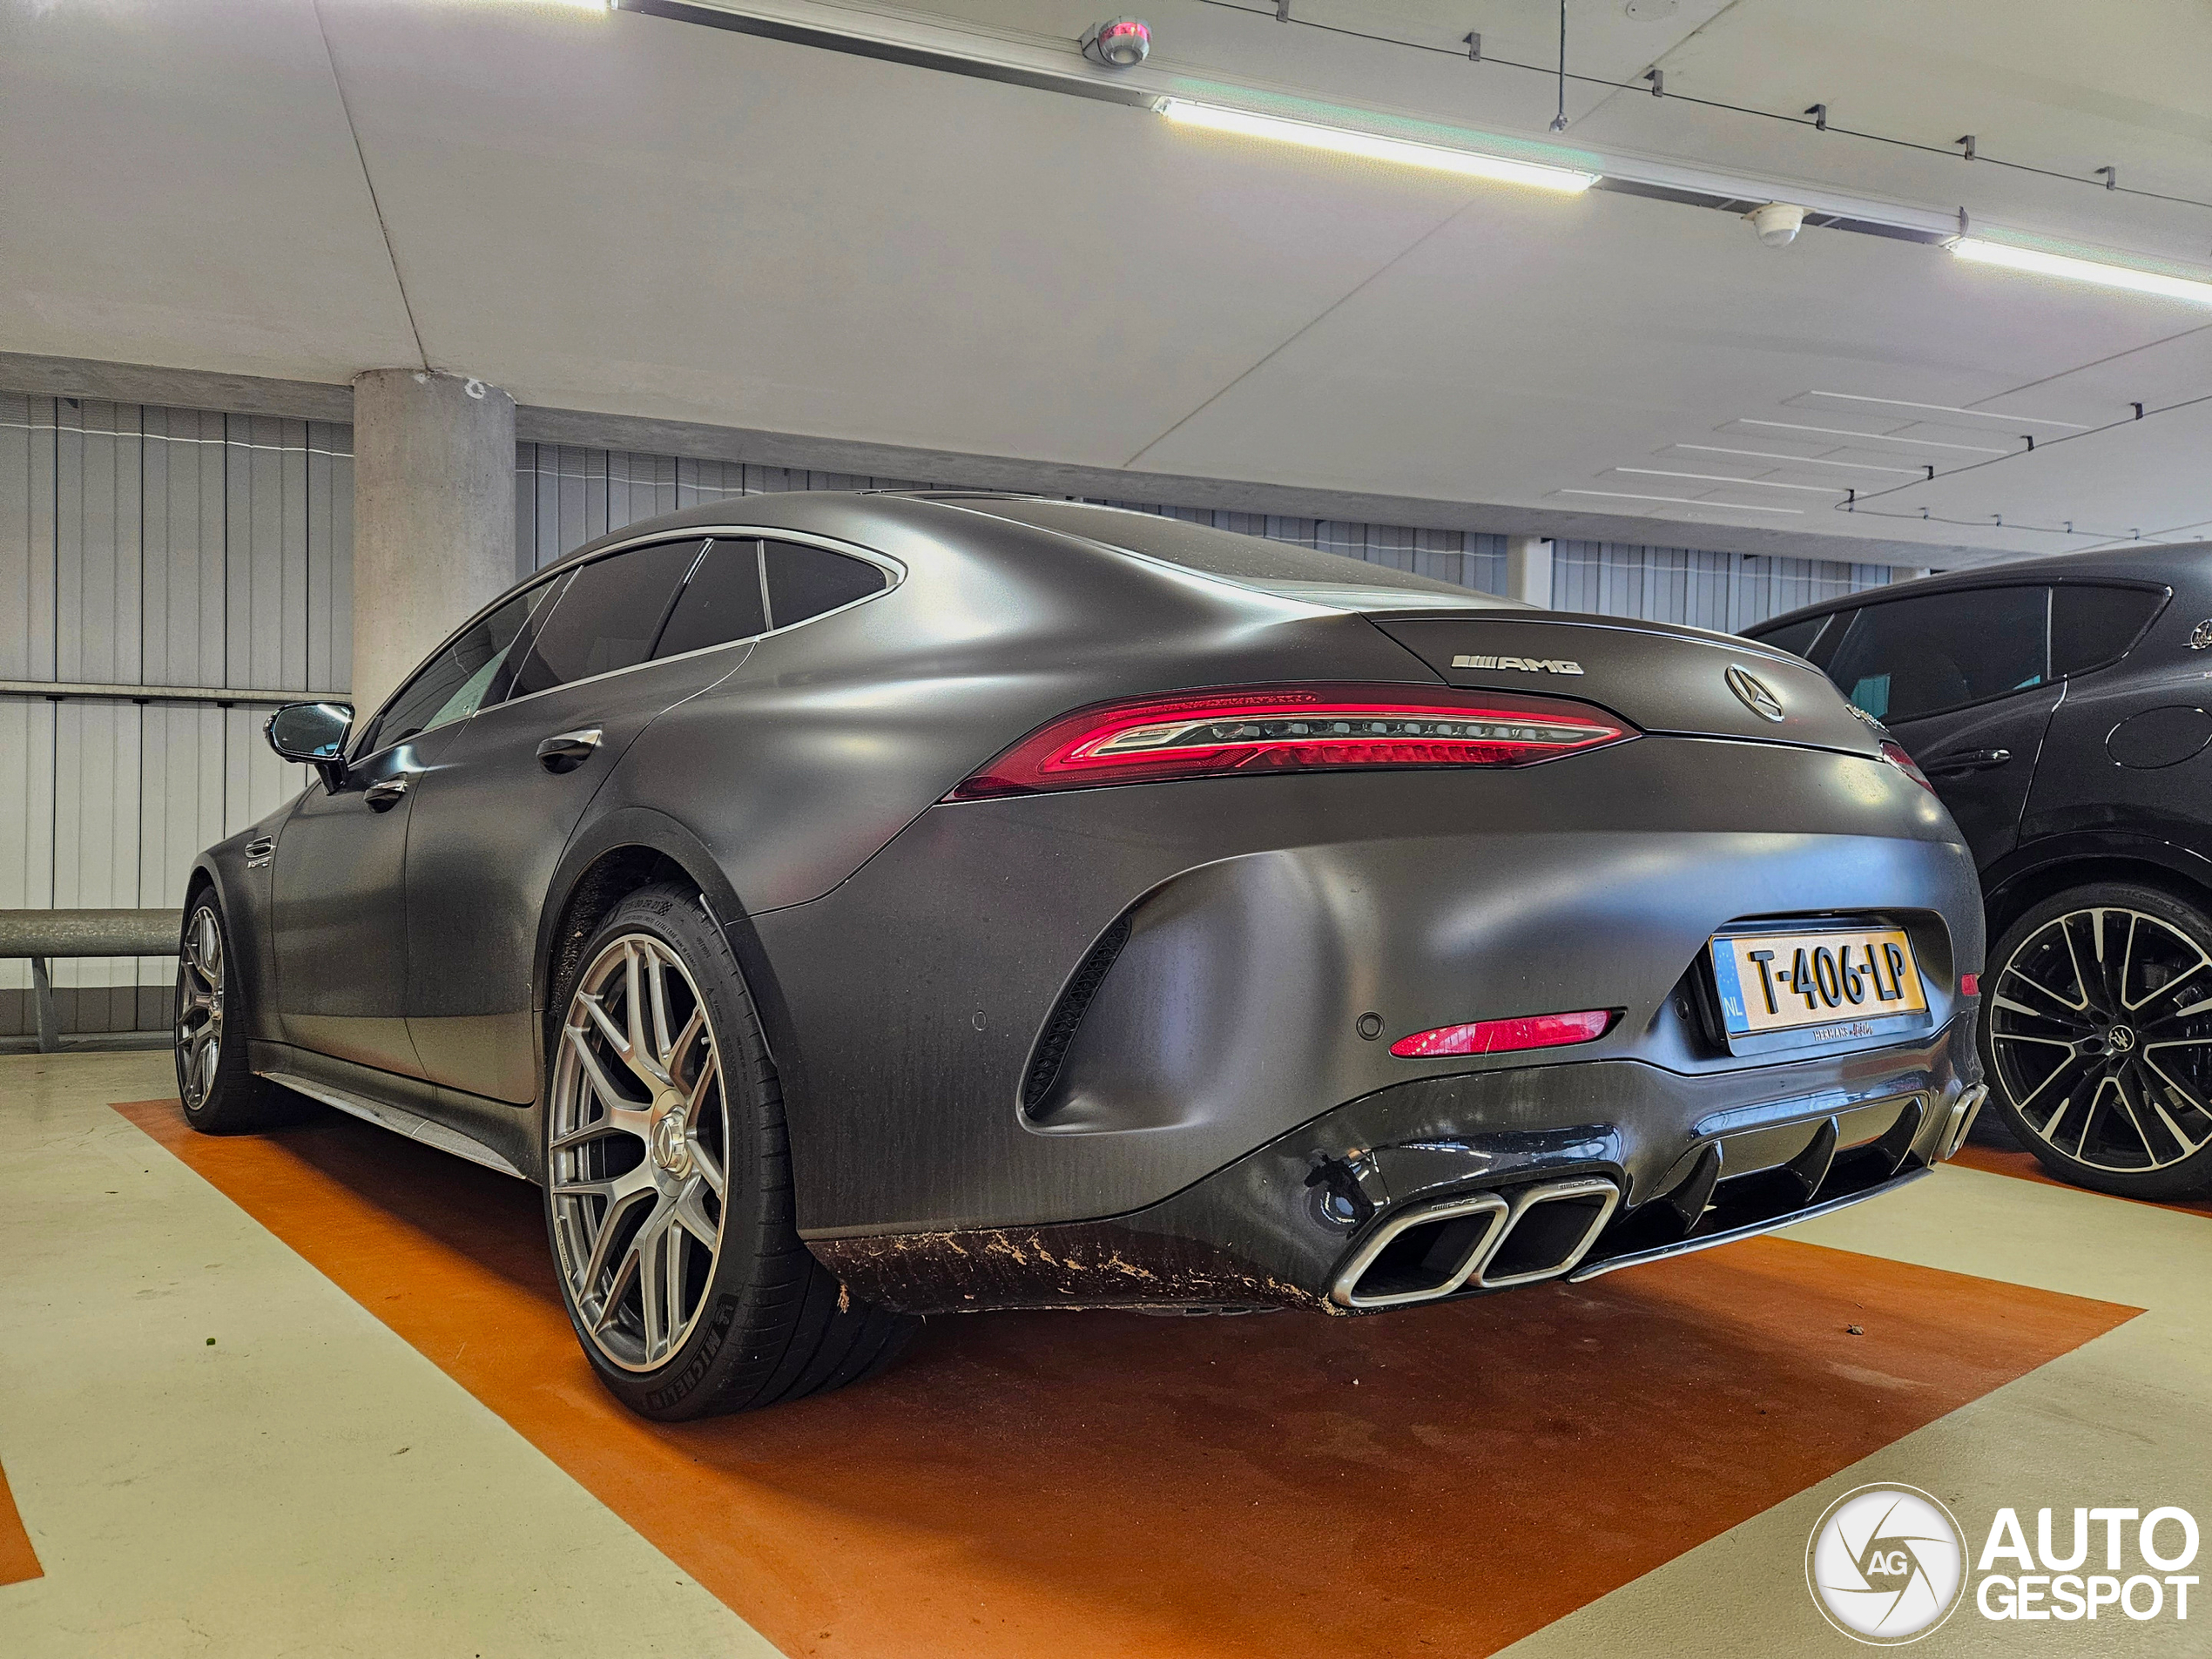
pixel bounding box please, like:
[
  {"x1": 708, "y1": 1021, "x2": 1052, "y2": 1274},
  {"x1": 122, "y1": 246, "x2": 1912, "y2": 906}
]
[
  {"x1": 1748, "y1": 201, "x2": 1807, "y2": 247},
  {"x1": 1082, "y1": 17, "x2": 1151, "y2": 68}
]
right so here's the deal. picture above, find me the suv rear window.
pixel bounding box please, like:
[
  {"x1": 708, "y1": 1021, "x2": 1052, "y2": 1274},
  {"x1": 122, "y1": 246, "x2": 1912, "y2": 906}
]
[
  {"x1": 2050, "y1": 583, "x2": 2165, "y2": 677},
  {"x1": 954, "y1": 498, "x2": 1514, "y2": 609}
]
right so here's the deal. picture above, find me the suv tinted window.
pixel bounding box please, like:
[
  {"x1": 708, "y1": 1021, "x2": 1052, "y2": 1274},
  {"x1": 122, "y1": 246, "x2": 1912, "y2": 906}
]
[
  {"x1": 1823, "y1": 586, "x2": 2049, "y2": 723},
  {"x1": 355, "y1": 580, "x2": 558, "y2": 757},
  {"x1": 505, "y1": 539, "x2": 705, "y2": 699},
  {"x1": 1754, "y1": 614, "x2": 1830, "y2": 659},
  {"x1": 655, "y1": 537, "x2": 767, "y2": 659},
  {"x1": 2051, "y1": 584, "x2": 2165, "y2": 677},
  {"x1": 764, "y1": 540, "x2": 886, "y2": 628}
]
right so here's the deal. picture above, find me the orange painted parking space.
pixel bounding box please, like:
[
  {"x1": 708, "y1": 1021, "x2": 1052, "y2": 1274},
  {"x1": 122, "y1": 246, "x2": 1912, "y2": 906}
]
[
  {"x1": 0, "y1": 1458, "x2": 42, "y2": 1588},
  {"x1": 118, "y1": 1097, "x2": 2137, "y2": 1659}
]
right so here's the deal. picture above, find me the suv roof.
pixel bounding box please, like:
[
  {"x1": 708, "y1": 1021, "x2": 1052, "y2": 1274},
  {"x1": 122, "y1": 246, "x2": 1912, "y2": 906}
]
[{"x1": 1750, "y1": 542, "x2": 2211, "y2": 636}]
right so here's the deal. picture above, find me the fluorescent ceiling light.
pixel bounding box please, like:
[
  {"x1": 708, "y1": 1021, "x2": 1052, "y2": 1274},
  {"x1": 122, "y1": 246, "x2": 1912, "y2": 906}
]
[
  {"x1": 1675, "y1": 445, "x2": 1921, "y2": 475},
  {"x1": 1157, "y1": 99, "x2": 1598, "y2": 194},
  {"x1": 1803, "y1": 390, "x2": 2088, "y2": 429},
  {"x1": 1559, "y1": 489, "x2": 1803, "y2": 515},
  {"x1": 1952, "y1": 239, "x2": 2212, "y2": 307},
  {"x1": 1616, "y1": 469, "x2": 1843, "y2": 493},
  {"x1": 1740, "y1": 419, "x2": 2010, "y2": 455}
]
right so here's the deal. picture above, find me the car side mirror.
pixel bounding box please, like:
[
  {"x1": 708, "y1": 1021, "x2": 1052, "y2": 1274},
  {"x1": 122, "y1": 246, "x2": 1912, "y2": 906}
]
[{"x1": 265, "y1": 701, "x2": 354, "y2": 788}]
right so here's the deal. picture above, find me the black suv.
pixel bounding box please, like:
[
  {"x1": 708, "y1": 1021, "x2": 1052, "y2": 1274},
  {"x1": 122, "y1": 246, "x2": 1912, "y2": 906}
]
[{"x1": 1747, "y1": 545, "x2": 2212, "y2": 1198}]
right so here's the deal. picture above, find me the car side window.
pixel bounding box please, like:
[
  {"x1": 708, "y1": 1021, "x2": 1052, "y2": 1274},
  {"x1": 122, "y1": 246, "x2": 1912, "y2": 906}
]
[
  {"x1": 653, "y1": 537, "x2": 767, "y2": 659},
  {"x1": 353, "y1": 579, "x2": 560, "y2": 759},
  {"x1": 764, "y1": 540, "x2": 886, "y2": 629},
  {"x1": 503, "y1": 538, "x2": 707, "y2": 700},
  {"x1": 1821, "y1": 587, "x2": 2050, "y2": 724},
  {"x1": 1753, "y1": 614, "x2": 1830, "y2": 660},
  {"x1": 2050, "y1": 584, "x2": 2166, "y2": 677}
]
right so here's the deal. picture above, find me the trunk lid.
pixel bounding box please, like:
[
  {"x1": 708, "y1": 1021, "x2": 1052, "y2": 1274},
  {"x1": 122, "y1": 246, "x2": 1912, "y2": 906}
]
[{"x1": 1369, "y1": 611, "x2": 1879, "y2": 753}]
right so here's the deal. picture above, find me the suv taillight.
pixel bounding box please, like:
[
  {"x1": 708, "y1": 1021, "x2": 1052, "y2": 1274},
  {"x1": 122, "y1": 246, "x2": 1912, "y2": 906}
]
[{"x1": 948, "y1": 684, "x2": 1634, "y2": 799}]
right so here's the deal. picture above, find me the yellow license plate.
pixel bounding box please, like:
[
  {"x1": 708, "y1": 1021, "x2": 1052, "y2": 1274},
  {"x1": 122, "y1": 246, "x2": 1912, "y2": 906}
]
[{"x1": 1709, "y1": 927, "x2": 1928, "y2": 1050}]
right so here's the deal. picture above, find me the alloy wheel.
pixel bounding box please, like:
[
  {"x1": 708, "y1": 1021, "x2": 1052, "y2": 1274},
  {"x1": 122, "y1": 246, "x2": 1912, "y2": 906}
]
[
  {"x1": 1987, "y1": 906, "x2": 2212, "y2": 1173},
  {"x1": 548, "y1": 933, "x2": 731, "y2": 1372},
  {"x1": 174, "y1": 905, "x2": 225, "y2": 1109}
]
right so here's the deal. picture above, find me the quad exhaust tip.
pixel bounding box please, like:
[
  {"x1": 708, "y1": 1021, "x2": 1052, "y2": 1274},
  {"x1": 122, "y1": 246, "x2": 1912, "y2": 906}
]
[
  {"x1": 1938, "y1": 1083, "x2": 1989, "y2": 1161},
  {"x1": 1332, "y1": 1176, "x2": 1622, "y2": 1310}
]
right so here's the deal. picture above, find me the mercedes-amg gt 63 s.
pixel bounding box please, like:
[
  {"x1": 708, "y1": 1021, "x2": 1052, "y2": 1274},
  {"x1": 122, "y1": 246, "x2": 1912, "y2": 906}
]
[{"x1": 178, "y1": 494, "x2": 1986, "y2": 1420}]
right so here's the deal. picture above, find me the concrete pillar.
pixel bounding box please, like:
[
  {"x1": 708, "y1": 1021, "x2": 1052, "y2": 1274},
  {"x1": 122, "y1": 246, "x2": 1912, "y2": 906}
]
[
  {"x1": 350, "y1": 368, "x2": 516, "y2": 717},
  {"x1": 1505, "y1": 535, "x2": 1554, "y2": 609}
]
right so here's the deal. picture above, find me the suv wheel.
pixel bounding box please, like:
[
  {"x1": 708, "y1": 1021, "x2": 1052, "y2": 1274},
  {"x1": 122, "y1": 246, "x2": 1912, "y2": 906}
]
[
  {"x1": 1980, "y1": 881, "x2": 2212, "y2": 1198},
  {"x1": 544, "y1": 883, "x2": 917, "y2": 1419}
]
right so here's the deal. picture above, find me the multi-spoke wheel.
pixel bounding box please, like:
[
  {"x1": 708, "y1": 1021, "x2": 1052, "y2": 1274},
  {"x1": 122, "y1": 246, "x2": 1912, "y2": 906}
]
[
  {"x1": 173, "y1": 891, "x2": 287, "y2": 1133},
  {"x1": 550, "y1": 932, "x2": 732, "y2": 1372},
  {"x1": 1981, "y1": 882, "x2": 2212, "y2": 1198},
  {"x1": 543, "y1": 883, "x2": 917, "y2": 1419}
]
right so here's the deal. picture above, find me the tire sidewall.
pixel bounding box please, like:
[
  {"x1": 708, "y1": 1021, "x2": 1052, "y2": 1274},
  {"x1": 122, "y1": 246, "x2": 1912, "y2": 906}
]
[
  {"x1": 175, "y1": 894, "x2": 255, "y2": 1131},
  {"x1": 1979, "y1": 880, "x2": 2212, "y2": 1198},
  {"x1": 543, "y1": 885, "x2": 774, "y2": 1417}
]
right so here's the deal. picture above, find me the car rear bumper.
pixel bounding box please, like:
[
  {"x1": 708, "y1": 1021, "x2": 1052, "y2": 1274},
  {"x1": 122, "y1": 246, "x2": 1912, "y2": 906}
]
[
  {"x1": 753, "y1": 736, "x2": 1980, "y2": 1240},
  {"x1": 808, "y1": 1013, "x2": 1983, "y2": 1314}
]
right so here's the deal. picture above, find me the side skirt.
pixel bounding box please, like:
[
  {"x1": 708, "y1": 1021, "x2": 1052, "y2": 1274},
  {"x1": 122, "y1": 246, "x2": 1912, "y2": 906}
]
[{"x1": 247, "y1": 1040, "x2": 541, "y2": 1183}]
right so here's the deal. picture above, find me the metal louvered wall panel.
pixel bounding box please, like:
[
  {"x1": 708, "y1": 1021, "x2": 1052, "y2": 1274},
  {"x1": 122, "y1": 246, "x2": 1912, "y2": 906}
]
[
  {"x1": 7, "y1": 404, "x2": 1898, "y2": 1037},
  {"x1": 0, "y1": 396, "x2": 325, "y2": 1038}
]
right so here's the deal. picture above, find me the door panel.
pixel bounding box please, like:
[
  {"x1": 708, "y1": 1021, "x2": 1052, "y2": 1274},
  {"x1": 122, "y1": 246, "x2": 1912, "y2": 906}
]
[
  {"x1": 401, "y1": 658, "x2": 727, "y2": 1101},
  {"x1": 270, "y1": 733, "x2": 451, "y2": 1076},
  {"x1": 1892, "y1": 689, "x2": 2062, "y2": 870}
]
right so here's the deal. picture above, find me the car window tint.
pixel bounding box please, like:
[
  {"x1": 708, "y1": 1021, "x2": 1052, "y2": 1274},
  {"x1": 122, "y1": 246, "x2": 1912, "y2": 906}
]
[
  {"x1": 1822, "y1": 587, "x2": 2050, "y2": 724},
  {"x1": 506, "y1": 539, "x2": 706, "y2": 698},
  {"x1": 653, "y1": 537, "x2": 766, "y2": 659},
  {"x1": 764, "y1": 540, "x2": 886, "y2": 628},
  {"x1": 355, "y1": 580, "x2": 558, "y2": 757},
  {"x1": 1752, "y1": 615, "x2": 1829, "y2": 659},
  {"x1": 2050, "y1": 584, "x2": 2165, "y2": 677}
]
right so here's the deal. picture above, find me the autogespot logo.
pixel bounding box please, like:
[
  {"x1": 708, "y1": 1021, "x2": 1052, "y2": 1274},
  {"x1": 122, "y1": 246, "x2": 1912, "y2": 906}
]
[{"x1": 1807, "y1": 1486, "x2": 1967, "y2": 1645}]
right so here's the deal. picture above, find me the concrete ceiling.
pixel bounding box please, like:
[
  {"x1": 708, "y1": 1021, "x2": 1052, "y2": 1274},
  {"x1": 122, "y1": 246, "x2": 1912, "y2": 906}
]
[{"x1": 4, "y1": 0, "x2": 2209, "y2": 566}]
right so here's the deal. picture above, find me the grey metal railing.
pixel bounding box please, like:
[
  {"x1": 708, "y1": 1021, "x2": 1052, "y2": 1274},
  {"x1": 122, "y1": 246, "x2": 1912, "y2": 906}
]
[{"x1": 0, "y1": 909, "x2": 180, "y2": 1052}]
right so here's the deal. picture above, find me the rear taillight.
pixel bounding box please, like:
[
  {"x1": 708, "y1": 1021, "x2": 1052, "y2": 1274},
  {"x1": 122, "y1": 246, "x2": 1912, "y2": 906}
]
[
  {"x1": 1391, "y1": 1008, "x2": 1618, "y2": 1058},
  {"x1": 948, "y1": 684, "x2": 1633, "y2": 799},
  {"x1": 1880, "y1": 739, "x2": 1937, "y2": 793}
]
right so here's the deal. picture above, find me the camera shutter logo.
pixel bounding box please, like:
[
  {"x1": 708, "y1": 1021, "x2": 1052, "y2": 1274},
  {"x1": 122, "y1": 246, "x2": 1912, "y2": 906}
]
[{"x1": 1806, "y1": 1485, "x2": 1966, "y2": 1644}]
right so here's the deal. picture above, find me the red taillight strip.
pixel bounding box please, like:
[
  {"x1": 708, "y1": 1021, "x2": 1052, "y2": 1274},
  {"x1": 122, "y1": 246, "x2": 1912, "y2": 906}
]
[
  {"x1": 949, "y1": 684, "x2": 1633, "y2": 799},
  {"x1": 1880, "y1": 740, "x2": 1937, "y2": 794},
  {"x1": 1390, "y1": 1008, "x2": 1618, "y2": 1058}
]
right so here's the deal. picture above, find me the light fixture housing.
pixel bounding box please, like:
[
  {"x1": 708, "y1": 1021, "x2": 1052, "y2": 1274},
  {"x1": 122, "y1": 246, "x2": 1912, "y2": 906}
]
[
  {"x1": 1156, "y1": 99, "x2": 1599, "y2": 193},
  {"x1": 1081, "y1": 17, "x2": 1151, "y2": 68},
  {"x1": 1951, "y1": 239, "x2": 2212, "y2": 307},
  {"x1": 1747, "y1": 202, "x2": 1805, "y2": 247}
]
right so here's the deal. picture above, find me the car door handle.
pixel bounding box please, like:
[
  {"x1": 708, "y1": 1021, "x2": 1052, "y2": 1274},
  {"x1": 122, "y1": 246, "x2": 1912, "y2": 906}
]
[
  {"x1": 363, "y1": 775, "x2": 412, "y2": 811},
  {"x1": 536, "y1": 727, "x2": 604, "y2": 773},
  {"x1": 1926, "y1": 748, "x2": 2012, "y2": 776}
]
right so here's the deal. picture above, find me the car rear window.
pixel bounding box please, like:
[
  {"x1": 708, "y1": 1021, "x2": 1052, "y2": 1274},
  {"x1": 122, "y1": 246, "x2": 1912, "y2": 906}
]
[
  {"x1": 2050, "y1": 583, "x2": 2165, "y2": 676},
  {"x1": 505, "y1": 538, "x2": 705, "y2": 698},
  {"x1": 654, "y1": 537, "x2": 767, "y2": 659},
  {"x1": 953, "y1": 498, "x2": 1514, "y2": 609}
]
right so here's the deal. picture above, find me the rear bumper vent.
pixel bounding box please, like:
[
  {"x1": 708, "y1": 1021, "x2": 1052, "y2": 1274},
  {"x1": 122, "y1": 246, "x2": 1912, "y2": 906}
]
[
  {"x1": 1020, "y1": 913, "x2": 1132, "y2": 1115},
  {"x1": 1331, "y1": 1177, "x2": 1621, "y2": 1309}
]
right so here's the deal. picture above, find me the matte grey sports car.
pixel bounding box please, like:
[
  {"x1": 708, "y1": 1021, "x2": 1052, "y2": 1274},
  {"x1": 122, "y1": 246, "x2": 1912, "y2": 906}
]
[{"x1": 179, "y1": 494, "x2": 1986, "y2": 1420}]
